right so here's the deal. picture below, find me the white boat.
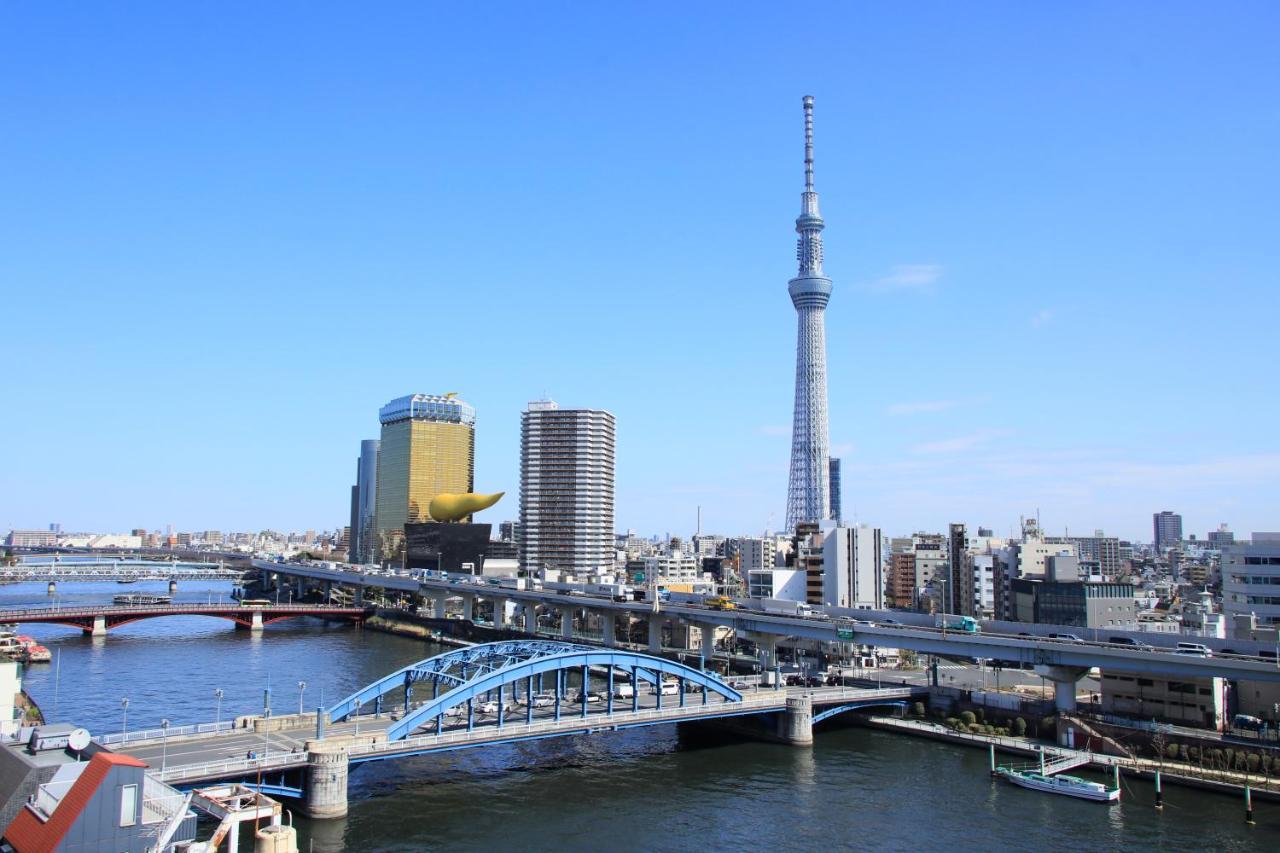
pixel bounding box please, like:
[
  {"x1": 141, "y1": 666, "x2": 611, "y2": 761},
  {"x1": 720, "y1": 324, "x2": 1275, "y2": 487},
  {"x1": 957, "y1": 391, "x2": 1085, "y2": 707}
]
[{"x1": 995, "y1": 767, "x2": 1120, "y2": 802}]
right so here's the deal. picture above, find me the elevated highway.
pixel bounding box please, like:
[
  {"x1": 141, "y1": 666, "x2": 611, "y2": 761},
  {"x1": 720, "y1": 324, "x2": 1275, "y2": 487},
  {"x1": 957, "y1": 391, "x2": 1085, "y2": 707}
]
[{"x1": 254, "y1": 560, "x2": 1280, "y2": 713}]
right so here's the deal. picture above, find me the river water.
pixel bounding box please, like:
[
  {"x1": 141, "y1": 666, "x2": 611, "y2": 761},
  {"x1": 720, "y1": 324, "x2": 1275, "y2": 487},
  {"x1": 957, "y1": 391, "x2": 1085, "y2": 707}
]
[{"x1": 8, "y1": 581, "x2": 1276, "y2": 851}]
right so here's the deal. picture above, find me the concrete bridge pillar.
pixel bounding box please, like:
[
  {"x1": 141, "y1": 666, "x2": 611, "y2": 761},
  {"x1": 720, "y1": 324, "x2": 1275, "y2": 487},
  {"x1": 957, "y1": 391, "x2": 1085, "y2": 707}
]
[
  {"x1": 432, "y1": 596, "x2": 446, "y2": 620},
  {"x1": 648, "y1": 616, "x2": 663, "y2": 653},
  {"x1": 699, "y1": 623, "x2": 715, "y2": 665},
  {"x1": 1034, "y1": 665, "x2": 1088, "y2": 714},
  {"x1": 324, "y1": 581, "x2": 333, "y2": 602},
  {"x1": 560, "y1": 607, "x2": 574, "y2": 640},
  {"x1": 353, "y1": 586, "x2": 364, "y2": 606},
  {"x1": 91, "y1": 615, "x2": 107, "y2": 637},
  {"x1": 462, "y1": 594, "x2": 474, "y2": 623},
  {"x1": 303, "y1": 742, "x2": 349, "y2": 819},
  {"x1": 601, "y1": 611, "x2": 615, "y2": 646},
  {"x1": 169, "y1": 579, "x2": 178, "y2": 595},
  {"x1": 492, "y1": 596, "x2": 508, "y2": 629},
  {"x1": 251, "y1": 610, "x2": 264, "y2": 632},
  {"x1": 779, "y1": 695, "x2": 814, "y2": 746},
  {"x1": 523, "y1": 603, "x2": 537, "y2": 634},
  {"x1": 47, "y1": 581, "x2": 56, "y2": 596},
  {"x1": 296, "y1": 578, "x2": 305, "y2": 600}
]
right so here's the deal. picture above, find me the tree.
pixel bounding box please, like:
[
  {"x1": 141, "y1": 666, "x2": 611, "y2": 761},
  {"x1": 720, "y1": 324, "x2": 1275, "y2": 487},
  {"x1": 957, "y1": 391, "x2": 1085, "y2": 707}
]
[
  {"x1": 1012, "y1": 717, "x2": 1027, "y2": 737},
  {"x1": 960, "y1": 710, "x2": 977, "y2": 727}
]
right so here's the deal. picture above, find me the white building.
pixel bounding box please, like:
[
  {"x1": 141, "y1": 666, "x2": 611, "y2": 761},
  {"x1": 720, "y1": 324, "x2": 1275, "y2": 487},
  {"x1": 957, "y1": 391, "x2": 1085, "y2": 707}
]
[
  {"x1": 643, "y1": 551, "x2": 701, "y2": 585},
  {"x1": 726, "y1": 537, "x2": 777, "y2": 574},
  {"x1": 748, "y1": 568, "x2": 807, "y2": 602},
  {"x1": 518, "y1": 400, "x2": 616, "y2": 574},
  {"x1": 821, "y1": 525, "x2": 883, "y2": 609},
  {"x1": 0, "y1": 660, "x2": 22, "y2": 737},
  {"x1": 1222, "y1": 541, "x2": 1280, "y2": 629}
]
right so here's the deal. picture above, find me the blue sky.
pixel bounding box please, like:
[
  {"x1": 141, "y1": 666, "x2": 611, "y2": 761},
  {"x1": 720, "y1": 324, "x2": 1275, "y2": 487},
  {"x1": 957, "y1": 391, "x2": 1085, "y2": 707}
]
[{"x1": 2, "y1": 2, "x2": 1277, "y2": 543}]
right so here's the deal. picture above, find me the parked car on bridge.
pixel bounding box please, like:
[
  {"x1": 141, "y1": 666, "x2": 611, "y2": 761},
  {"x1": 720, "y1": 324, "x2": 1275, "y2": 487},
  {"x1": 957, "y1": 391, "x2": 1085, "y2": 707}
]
[{"x1": 573, "y1": 691, "x2": 603, "y2": 704}]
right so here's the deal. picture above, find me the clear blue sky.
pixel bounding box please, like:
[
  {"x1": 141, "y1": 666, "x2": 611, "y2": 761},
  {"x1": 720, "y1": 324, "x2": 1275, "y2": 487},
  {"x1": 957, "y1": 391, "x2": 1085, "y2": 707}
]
[{"x1": 2, "y1": 2, "x2": 1277, "y2": 543}]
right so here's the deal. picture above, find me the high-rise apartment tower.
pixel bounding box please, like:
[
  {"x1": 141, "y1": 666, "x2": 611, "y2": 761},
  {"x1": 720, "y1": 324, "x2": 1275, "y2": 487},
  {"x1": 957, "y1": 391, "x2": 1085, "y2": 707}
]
[
  {"x1": 373, "y1": 394, "x2": 475, "y2": 562},
  {"x1": 519, "y1": 400, "x2": 616, "y2": 574},
  {"x1": 785, "y1": 96, "x2": 834, "y2": 530},
  {"x1": 1153, "y1": 511, "x2": 1183, "y2": 554}
]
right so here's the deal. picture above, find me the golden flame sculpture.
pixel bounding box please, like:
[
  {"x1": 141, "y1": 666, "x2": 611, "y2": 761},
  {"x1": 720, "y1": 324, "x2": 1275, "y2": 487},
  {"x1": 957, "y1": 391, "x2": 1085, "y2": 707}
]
[{"x1": 427, "y1": 492, "x2": 504, "y2": 523}]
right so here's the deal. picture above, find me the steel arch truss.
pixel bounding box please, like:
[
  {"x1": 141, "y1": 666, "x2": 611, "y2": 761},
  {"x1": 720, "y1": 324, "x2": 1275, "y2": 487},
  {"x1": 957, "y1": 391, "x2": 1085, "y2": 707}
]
[
  {"x1": 812, "y1": 700, "x2": 908, "y2": 725},
  {"x1": 327, "y1": 640, "x2": 744, "y2": 741}
]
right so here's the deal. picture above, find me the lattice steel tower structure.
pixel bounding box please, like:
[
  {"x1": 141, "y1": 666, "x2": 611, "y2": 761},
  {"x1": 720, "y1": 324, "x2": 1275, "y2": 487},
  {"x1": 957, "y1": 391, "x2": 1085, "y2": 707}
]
[{"x1": 785, "y1": 95, "x2": 833, "y2": 531}]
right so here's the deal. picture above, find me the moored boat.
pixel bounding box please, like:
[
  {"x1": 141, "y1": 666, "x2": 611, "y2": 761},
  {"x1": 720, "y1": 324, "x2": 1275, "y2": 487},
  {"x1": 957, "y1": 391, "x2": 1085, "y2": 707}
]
[
  {"x1": 22, "y1": 645, "x2": 51, "y2": 664},
  {"x1": 995, "y1": 767, "x2": 1120, "y2": 802}
]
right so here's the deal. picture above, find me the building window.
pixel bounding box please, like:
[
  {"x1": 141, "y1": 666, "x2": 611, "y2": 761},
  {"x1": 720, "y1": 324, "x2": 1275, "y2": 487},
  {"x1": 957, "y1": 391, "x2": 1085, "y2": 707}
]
[{"x1": 120, "y1": 784, "x2": 137, "y2": 827}]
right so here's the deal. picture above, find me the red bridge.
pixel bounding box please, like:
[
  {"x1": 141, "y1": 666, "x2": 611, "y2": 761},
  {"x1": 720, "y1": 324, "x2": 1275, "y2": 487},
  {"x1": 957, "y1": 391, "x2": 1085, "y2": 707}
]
[{"x1": 0, "y1": 603, "x2": 372, "y2": 635}]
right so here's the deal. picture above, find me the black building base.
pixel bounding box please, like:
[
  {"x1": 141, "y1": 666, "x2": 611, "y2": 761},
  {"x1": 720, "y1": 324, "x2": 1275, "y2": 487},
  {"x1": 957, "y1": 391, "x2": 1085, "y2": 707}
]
[{"x1": 404, "y1": 522, "x2": 491, "y2": 574}]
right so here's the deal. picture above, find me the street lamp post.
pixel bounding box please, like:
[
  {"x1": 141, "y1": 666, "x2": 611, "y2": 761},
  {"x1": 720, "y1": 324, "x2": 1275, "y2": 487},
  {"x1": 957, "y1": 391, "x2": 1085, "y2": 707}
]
[
  {"x1": 354, "y1": 699, "x2": 363, "y2": 736},
  {"x1": 297, "y1": 681, "x2": 307, "y2": 716},
  {"x1": 214, "y1": 689, "x2": 224, "y2": 726},
  {"x1": 120, "y1": 698, "x2": 129, "y2": 740},
  {"x1": 160, "y1": 719, "x2": 170, "y2": 772}
]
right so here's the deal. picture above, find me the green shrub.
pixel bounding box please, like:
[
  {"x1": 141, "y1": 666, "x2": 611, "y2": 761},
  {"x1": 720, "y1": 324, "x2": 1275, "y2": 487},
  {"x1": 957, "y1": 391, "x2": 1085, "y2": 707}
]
[
  {"x1": 945, "y1": 717, "x2": 960, "y2": 729},
  {"x1": 960, "y1": 710, "x2": 977, "y2": 727},
  {"x1": 1165, "y1": 744, "x2": 1179, "y2": 760},
  {"x1": 912, "y1": 702, "x2": 926, "y2": 718},
  {"x1": 1247, "y1": 754, "x2": 1261, "y2": 772},
  {"x1": 1012, "y1": 717, "x2": 1027, "y2": 737},
  {"x1": 1178, "y1": 745, "x2": 1190, "y2": 762}
]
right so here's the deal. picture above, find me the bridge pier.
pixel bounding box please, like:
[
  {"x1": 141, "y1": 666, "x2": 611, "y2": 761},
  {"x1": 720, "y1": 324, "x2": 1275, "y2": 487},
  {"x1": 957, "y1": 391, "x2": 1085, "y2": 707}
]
[
  {"x1": 169, "y1": 579, "x2": 178, "y2": 595},
  {"x1": 251, "y1": 611, "x2": 264, "y2": 632},
  {"x1": 303, "y1": 742, "x2": 349, "y2": 819},
  {"x1": 647, "y1": 616, "x2": 662, "y2": 653},
  {"x1": 523, "y1": 603, "x2": 537, "y2": 634},
  {"x1": 779, "y1": 695, "x2": 814, "y2": 746},
  {"x1": 433, "y1": 596, "x2": 446, "y2": 620},
  {"x1": 699, "y1": 623, "x2": 715, "y2": 666},
  {"x1": 600, "y1": 611, "x2": 615, "y2": 647},
  {"x1": 461, "y1": 594, "x2": 474, "y2": 623},
  {"x1": 1033, "y1": 665, "x2": 1087, "y2": 716},
  {"x1": 91, "y1": 615, "x2": 107, "y2": 637},
  {"x1": 47, "y1": 581, "x2": 56, "y2": 596},
  {"x1": 493, "y1": 596, "x2": 508, "y2": 629},
  {"x1": 560, "y1": 607, "x2": 574, "y2": 640}
]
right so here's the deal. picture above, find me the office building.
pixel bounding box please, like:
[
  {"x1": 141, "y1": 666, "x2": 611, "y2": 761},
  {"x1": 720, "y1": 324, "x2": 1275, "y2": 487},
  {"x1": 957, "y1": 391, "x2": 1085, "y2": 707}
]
[
  {"x1": 1222, "y1": 541, "x2": 1280, "y2": 628},
  {"x1": 4, "y1": 531, "x2": 57, "y2": 548},
  {"x1": 1009, "y1": 579, "x2": 1136, "y2": 629},
  {"x1": 1100, "y1": 672, "x2": 1225, "y2": 730},
  {"x1": 1207, "y1": 524, "x2": 1234, "y2": 548},
  {"x1": 518, "y1": 400, "x2": 616, "y2": 574},
  {"x1": 349, "y1": 439, "x2": 380, "y2": 564},
  {"x1": 822, "y1": 525, "x2": 883, "y2": 609},
  {"x1": 1153, "y1": 510, "x2": 1183, "y2": 553},
  {"x1": 785, "y1": 96, "x2": 834, "y2": 530},
  {"x1": 373, "y1": 394, "x2": 476, "y2": 562}
]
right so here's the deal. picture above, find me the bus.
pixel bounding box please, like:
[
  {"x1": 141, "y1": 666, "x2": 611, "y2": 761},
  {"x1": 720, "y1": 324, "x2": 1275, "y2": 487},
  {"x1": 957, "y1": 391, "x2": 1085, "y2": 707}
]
[
  {"x1": 705, "y1": 596, "x2": 737, "y2": 611},
  {"x1": 238, "y1": 599, "x2": 272, "y2": 608}
]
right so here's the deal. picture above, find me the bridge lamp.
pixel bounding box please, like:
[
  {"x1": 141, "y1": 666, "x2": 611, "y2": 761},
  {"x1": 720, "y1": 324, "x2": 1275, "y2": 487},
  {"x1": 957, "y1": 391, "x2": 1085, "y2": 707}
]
[
  {"x1": 297, "y1": 681, "x2": 307, "y2": 716},
  {"x1": 120, "y1": 698, "x2": 129, "y2": 740},
  {"x1": 160, "y1": 719, "x2": 170, "y2": 772},
  {"x1": 214, "y1": 688, "x2": 224, "y2": 726},
  {"x1": 354, "y1": 698, "x2": 363, "y2": 736}
]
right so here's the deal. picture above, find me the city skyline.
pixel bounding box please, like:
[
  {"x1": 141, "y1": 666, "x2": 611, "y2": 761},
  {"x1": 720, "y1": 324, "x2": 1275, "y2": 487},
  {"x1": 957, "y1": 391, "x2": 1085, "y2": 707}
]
[{"x1": 3, "y1": 4, "x2": 1278, "y2": 541}]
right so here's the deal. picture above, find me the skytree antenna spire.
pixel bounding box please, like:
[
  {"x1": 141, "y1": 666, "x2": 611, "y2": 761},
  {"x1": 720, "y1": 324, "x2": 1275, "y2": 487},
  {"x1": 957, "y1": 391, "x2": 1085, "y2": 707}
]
[{"x1": 785, "y1": 94, "x2": 833, "y2": 531}]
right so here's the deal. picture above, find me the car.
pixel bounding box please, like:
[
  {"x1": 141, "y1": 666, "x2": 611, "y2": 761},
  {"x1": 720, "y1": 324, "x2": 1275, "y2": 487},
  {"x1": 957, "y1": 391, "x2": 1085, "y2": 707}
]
[
  {"x1": 1107, "y1": 636, "x2": 1153, "y2": 650},
  {"x1": 1048, "y1": 633, "x2": 1084, "y2": 642},
  {"x1": 573, "y1": 691, "x2": 603, "y2": 704},
  {"x1": 1175, "y1": 642, "x2": 1213, "y2": 657},
  {"x1": 477, "y1": 701, "x2": 501, "y2": 714}
]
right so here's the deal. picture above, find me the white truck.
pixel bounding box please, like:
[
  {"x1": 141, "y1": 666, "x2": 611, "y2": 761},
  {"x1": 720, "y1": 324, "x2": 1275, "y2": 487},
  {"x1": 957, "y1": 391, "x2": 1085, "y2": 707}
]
[{"x1": 759, "y1": 598, "x2": 814, "y2": 618}]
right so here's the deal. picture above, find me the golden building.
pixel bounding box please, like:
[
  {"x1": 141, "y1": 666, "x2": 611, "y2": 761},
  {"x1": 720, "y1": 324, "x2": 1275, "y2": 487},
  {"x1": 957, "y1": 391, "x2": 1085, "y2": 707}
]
[{"x1": 373, "y1": 393, "x2": 475, "y2": 562}]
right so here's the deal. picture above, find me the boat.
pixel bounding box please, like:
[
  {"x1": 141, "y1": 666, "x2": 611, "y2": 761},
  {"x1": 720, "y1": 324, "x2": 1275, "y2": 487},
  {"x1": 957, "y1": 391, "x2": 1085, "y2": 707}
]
[
  {"x1": 22, "y1": 645, "x2": 51, "y2": 664},
  {"x1": 995, "y1": 767, "x2": 1120, "y2": 802},
  {"x1": 113, "y1": 593, "x2": 172, "y2": 606},
  {"x1": 116, "y1": 579, "x2": 138, "y2": 585}
]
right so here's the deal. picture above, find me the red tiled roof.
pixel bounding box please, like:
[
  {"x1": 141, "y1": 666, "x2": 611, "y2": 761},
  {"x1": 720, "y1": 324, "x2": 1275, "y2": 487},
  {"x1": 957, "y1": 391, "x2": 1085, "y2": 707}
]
[{"x1": 4, "y1": 752, "x2": 145, "y2": 853}]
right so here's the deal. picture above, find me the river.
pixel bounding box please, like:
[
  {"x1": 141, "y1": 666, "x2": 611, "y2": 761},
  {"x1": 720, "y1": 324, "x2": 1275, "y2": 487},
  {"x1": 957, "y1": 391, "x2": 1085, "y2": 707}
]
[{"x1": 7, "y1": 580, "x2": 1275, "y2": 851}]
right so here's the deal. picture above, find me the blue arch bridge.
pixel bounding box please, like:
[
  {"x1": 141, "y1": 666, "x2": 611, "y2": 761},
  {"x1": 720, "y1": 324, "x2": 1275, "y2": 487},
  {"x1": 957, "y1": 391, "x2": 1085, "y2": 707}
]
[{"x1": 115, "y1": 641, "x2": 922, "y2": 818}]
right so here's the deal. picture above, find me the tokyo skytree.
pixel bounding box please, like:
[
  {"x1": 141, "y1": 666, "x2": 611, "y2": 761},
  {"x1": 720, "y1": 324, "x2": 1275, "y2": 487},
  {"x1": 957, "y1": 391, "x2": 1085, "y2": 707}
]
[{"x1": 785, "y1": 95, "x2": 833, "y2": 531}]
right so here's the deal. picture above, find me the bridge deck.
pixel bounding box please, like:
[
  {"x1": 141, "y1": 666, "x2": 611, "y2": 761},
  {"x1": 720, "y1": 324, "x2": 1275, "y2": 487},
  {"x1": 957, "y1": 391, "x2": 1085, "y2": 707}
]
[{"x1": 119, "y1": 686, "x2": 917, "y2": 785}]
